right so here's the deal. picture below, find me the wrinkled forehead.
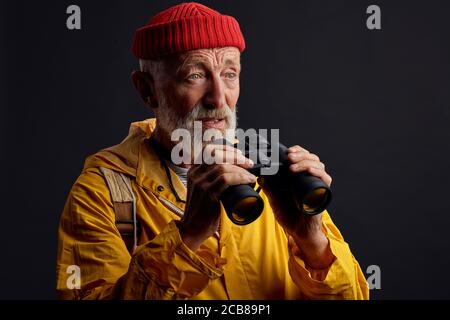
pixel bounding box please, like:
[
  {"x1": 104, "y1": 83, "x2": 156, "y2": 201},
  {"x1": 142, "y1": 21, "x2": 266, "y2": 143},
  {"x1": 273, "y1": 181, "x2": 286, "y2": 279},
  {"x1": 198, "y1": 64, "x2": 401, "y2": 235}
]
[{"x1": 163, "y1": 47, "x2": 241, "y2": 74}]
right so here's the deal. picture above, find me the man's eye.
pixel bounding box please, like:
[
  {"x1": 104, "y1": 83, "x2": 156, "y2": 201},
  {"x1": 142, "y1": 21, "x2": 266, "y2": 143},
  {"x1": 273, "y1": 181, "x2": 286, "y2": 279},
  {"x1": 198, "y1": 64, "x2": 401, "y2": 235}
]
[
  {"x1": 225, "y1": 72, "x2": 237, "y2": 79},
  {"x1": 187, "y1": 73, "x2": 203, "y2": 80}
]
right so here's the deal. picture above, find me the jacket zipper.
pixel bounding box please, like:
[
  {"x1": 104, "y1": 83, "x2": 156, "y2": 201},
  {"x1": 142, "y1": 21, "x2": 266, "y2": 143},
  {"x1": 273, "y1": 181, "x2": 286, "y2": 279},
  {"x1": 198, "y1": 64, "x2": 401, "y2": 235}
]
[{"x1": 157, "y1": 195, "x2": 184, "y2": 218}]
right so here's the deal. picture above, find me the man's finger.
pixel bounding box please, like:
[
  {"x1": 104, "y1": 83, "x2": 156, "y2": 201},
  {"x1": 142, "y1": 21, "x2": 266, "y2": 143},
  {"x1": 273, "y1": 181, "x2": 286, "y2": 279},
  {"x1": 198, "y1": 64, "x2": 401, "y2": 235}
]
[
  {"x1": 306, "y1": 167, "x2": 333, "y2": 187},
  {"x1": 287, "y1": 152, "x2": 320, "y2": 164},
  {"x1": 209, "y1": 171, "x2": 257, "y2": 195},
  {"x1": 289, "y1": 160, "x2": 325, "y2": 172},
  {"x1": 203, "y1": 145, "x2": 253, "y2": 168},
  {"x1": 288, "y1": 145, "x2": 309, "y2": 154}
]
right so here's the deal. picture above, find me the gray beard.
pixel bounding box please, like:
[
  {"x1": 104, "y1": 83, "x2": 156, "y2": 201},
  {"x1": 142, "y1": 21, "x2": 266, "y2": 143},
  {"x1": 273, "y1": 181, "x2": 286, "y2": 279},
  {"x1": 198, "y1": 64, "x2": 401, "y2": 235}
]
[{"x1": 155, "y1": 93, "x2": 237, "y2": 158}]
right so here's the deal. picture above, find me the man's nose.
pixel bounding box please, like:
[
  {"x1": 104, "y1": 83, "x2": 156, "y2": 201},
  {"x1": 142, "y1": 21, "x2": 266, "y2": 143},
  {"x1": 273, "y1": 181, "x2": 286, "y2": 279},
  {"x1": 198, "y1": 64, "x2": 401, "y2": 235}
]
[{"x1": 203, "y1": 75, "x2": 226, "y2": 110}]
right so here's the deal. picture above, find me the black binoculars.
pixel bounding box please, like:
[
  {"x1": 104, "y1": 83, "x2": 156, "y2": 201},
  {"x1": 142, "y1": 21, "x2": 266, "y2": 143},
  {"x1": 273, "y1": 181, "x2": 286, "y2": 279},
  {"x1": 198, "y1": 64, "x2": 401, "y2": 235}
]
[{"x1": 217, "y1": 136, "x2": 332, "y2": 225}]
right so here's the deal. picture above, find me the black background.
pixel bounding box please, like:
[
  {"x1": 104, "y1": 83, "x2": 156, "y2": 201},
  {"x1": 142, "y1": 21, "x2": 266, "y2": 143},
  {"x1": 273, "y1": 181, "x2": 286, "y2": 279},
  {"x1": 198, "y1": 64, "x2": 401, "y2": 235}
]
[{"x1": 1, "y1": 0, "x2": 449, "y2": 299}]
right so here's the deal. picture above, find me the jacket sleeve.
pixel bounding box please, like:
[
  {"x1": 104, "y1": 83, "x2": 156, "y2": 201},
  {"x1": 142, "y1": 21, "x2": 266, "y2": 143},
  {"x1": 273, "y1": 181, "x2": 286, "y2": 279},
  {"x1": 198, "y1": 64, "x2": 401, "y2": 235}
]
[
  {"x1": 56, "y1": 168, "x2": 224, "y2": 300},
  {"x1": 287, "y1": 211, "x2": 370, "y2": 300}
]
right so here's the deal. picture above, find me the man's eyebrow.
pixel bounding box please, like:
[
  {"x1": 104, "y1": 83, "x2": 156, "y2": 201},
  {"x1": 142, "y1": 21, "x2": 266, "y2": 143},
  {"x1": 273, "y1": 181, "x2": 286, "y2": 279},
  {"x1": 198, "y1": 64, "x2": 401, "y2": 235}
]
[
  {"x1": 181, "y1": 61, "x2": 204, "y2": 69},
  {"x1": 175, "y1": 56, "x2": 240, "y2": 74},
  {"x1": 177, "y1": 58, "x2": 208, "y2": 71},
  {"x1": 224, "y1": 58, "x2": 240, "y2": 68}
]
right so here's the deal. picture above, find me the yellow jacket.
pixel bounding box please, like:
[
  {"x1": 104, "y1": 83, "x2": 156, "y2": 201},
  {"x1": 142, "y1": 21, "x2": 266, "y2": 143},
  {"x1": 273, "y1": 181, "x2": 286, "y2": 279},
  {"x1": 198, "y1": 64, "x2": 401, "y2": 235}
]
[{"x1": 56, "y1": 118, "x2": 369, "y2": 300}]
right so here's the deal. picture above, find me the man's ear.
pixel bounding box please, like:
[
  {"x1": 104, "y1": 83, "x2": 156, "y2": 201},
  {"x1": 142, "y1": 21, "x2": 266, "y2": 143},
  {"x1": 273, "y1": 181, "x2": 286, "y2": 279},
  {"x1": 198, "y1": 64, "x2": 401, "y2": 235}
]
[{"x1": 131, "y1": 70, "x2": 158, "y2": 108}]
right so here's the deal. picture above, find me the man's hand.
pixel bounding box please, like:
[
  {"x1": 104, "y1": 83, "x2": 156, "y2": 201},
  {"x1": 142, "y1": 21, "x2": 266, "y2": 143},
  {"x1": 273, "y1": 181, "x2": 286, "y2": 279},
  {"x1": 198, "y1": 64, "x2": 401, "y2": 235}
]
[
  {"x1": 178, "y1": 144, "x2": 255, "y2": 252},
  {"x1": 259, "y1": 145, "x2": 335, "y2": 269}
]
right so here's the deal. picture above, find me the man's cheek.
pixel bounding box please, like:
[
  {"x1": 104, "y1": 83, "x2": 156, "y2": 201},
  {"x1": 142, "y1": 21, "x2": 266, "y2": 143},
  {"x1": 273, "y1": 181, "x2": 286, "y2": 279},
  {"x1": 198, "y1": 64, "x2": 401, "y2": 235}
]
[
  {"x1": 175, "y1": 90, "x2": 203, "y2": 114},
  {"x1": 226, "y1": 88, "x2": 240, "y2": 110}
]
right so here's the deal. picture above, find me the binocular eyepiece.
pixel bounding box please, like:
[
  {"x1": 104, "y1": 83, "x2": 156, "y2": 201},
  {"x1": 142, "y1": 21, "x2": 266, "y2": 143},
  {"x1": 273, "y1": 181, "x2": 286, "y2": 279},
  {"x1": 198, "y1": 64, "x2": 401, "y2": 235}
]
[{"x1": 217, "y1": 137, "x2": 332, "y2": 226}]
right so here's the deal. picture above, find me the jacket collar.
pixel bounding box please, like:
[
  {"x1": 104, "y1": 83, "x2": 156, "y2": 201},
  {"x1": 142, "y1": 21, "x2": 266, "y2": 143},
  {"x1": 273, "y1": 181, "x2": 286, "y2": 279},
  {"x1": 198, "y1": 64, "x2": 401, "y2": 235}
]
[
  {"x1": 136, "y1": 132, "x2": 187, "y2": 207},
  {"x1": 110, "y1": 119, "x2": 186, "y2": 208}
]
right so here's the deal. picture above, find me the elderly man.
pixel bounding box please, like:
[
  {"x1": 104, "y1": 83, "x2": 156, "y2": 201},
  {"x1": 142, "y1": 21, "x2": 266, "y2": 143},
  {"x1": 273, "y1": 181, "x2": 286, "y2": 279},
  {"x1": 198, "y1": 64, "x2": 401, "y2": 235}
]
[{"x1": 56, "y1": 2, "x2": 369, "y2": 300}]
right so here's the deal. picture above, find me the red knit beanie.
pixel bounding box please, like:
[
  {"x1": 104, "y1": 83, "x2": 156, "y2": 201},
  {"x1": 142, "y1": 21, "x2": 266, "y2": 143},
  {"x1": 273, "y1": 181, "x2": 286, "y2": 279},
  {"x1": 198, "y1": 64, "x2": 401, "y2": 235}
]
[{"x1": 132, "y1": 2, "x2": 245, "y2": 59}]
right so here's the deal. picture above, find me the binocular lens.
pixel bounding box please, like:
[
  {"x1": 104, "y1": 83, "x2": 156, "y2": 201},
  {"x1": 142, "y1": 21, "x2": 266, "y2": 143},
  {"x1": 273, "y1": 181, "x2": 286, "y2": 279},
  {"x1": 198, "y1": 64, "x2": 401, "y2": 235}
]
[
  {"x1": 301, "y1": 187, "x2": 331, "y2": 215},
  {"x1": 231, "y1": 196, "x2": 261, "y2": 223},
  {"x1": 221, "y1": 185, "x2": 265, "y2": 225}
]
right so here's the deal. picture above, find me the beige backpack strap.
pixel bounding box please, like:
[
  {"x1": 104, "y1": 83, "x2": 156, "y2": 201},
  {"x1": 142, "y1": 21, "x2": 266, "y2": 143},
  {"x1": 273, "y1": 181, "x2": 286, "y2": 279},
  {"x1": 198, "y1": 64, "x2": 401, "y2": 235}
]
[{"x1": 99, "y1": 167, "x2": 139, "y2": 254}]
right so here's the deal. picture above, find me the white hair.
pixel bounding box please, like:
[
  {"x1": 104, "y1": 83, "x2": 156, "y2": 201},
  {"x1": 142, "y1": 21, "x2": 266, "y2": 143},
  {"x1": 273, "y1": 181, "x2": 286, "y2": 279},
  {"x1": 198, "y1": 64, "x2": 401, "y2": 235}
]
[{"x1": 139, "y1": 59, "x2": 164, "y2": 80}]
